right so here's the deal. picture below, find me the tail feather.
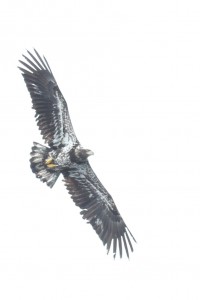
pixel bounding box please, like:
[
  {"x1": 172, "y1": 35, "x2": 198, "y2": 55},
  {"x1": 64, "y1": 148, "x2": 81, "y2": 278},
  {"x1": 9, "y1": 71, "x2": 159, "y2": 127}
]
[{"x1": 30, "y1": 142, "x2": 60, "y2": 188}]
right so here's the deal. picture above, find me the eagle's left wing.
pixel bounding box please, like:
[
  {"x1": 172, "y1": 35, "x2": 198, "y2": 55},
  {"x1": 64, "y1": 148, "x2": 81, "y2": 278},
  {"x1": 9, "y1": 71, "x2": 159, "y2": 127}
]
[{"x1": 62, "y1": 162, "x2": 136, "y2": 258}]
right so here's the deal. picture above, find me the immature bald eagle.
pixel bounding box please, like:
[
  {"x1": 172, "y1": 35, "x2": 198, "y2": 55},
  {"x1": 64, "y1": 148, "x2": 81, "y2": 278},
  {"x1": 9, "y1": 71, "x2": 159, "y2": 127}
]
[{"x1": 19, "y1": 49, "x2": 136, "y2": 258}]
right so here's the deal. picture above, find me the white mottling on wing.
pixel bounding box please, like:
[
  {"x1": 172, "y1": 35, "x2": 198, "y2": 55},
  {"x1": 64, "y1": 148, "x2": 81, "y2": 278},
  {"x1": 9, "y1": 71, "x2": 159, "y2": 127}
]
[{"x1": 95, "y1": 218, "x2": 104, "y2": 232}]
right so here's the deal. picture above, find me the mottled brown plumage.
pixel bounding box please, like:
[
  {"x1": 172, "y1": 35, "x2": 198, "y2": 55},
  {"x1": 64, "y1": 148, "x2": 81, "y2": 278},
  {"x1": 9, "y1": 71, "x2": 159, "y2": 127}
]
[{"x1": 19, "y1": 49, "x2": 136, "y2": 258}]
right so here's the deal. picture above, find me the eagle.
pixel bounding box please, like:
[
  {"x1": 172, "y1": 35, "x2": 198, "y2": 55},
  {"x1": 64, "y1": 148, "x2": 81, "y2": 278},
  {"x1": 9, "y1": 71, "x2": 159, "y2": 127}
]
[{"x1": 19, "y1": 49, "x2": 136, "y2": 258}]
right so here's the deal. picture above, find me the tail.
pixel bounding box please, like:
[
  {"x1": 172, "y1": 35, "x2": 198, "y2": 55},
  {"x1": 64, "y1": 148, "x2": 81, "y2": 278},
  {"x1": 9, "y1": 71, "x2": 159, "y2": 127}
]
[{"x1": 30, "y1": 142, "x2": 60, "y2": 188}]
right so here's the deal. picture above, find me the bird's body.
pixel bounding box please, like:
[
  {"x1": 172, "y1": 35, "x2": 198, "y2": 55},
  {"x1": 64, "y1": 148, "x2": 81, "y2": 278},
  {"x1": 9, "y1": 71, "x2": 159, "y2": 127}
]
[{"x1": 19, "y1": 49, "x2": 136, "y2": 258}]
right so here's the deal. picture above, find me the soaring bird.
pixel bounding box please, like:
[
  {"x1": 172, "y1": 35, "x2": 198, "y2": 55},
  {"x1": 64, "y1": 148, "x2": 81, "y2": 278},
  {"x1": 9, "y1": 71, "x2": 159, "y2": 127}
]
[{"x1": 19, "y1": 49, "x2": 136, "y2": 258}]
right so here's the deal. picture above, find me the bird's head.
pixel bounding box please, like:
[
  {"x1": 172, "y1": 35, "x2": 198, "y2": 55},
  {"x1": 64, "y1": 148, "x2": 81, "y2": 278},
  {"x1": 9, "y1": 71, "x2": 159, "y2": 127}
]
[{"x1": 73, "y1": 146, "x2": 94, "y2": 162}]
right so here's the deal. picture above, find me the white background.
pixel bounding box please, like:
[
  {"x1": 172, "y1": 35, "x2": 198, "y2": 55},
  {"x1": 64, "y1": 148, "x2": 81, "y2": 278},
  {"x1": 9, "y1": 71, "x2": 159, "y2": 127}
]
[{"x1": 0, "y1": 0, "x2": 200, "y2": 299}]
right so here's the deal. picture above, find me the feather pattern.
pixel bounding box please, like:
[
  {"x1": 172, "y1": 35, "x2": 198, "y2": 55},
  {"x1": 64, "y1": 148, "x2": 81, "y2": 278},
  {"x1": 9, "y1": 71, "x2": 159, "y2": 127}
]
[
  {"x1": 19, "y1": 49, "x2": 136, "y2": 258},
  {"x1": 63, "y1": 162, "x2": 136, "y2": 258},
  {"x1": 19, "y1": 49, "x2": 78, "y2": 148}
]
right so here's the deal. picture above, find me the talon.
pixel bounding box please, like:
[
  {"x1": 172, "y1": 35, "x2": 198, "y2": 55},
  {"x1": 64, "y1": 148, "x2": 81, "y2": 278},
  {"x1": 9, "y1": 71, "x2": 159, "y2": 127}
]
[
  {"x1": 45, "y1": 157, "x2": 53, "y2": 165},
  {"x1": 47, "y1": 163, "x2": 57, "y2": 169},
  {"x1": 45, "y1": 156, "x2": 57, "y2": 168}
]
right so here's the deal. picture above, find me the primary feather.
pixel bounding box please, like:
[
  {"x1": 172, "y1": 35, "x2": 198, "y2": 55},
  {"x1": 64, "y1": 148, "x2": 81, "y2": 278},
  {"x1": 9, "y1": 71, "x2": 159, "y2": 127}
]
[{"x1": 19, "y1": 49, "x2": 136, "y2": 258}]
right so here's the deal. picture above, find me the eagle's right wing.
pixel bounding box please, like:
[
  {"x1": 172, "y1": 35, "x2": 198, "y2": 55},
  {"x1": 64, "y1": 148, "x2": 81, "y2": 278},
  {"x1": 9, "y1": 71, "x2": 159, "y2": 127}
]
[
  {"x1": 63, "y1": 162, "x2": 136, "y2": 258},
  {"x1": 19, "y1": 49, "x2": 78, "y2": 148}
]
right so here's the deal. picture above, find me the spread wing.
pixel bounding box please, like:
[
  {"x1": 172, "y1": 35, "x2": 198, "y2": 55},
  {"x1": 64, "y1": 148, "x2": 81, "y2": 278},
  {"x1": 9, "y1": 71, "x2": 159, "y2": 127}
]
[
  {"x1": 19, "y1": 49, "x2": 78, "y2": 148},
  {"x1": 63, "y1": 162, "x2": 136, "y2": 258}
]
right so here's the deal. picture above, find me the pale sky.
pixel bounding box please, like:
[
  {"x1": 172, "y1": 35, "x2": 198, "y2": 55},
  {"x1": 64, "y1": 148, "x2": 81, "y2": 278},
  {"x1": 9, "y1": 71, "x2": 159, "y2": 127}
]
[{"x1": 0, "y1": 0, "x2": 200, "y2": 299}]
